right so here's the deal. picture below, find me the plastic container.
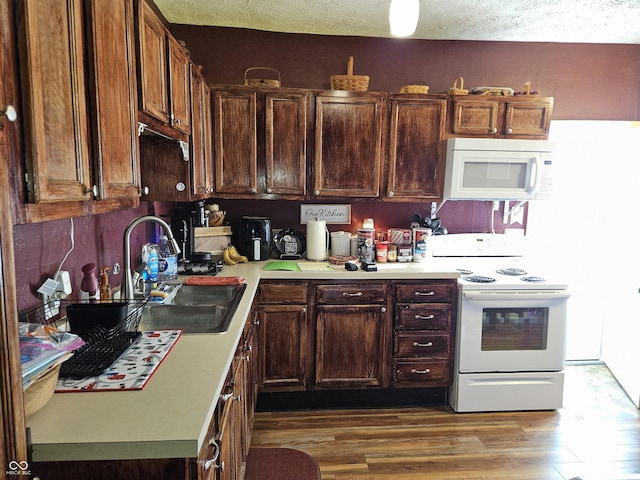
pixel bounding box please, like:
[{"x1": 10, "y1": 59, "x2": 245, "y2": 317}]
[
  {"x1": 65, "y1": 301, "x2": 129, "y2": 335},
  {"x1": 99, "y1": 267, "x2": 111, "y2": 300},
  {"x1": 157, "y1": 235, "x2": 178, "y2": 282},
  {"x1": 142, "y1": 243, "x2": 159, "y2": 283}
]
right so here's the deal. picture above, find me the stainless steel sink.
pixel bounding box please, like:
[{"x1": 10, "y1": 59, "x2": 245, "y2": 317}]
[{"x1": 138, "y1": 283, "x2": 246, "y2": 334}]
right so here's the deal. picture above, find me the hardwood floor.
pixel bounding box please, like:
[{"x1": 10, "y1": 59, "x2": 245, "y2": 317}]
[{"x1": 251, "y1": 364, "x2": 640, "y2": 479}]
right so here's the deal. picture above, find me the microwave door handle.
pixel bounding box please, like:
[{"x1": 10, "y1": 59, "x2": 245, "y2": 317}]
[{"x1": 527, "y1": 157, "x2": 540, "y2": 195}]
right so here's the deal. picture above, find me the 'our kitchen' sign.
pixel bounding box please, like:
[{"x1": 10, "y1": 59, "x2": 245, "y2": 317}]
[{"x1": 300, "y1": 204, "x2": 351, "y2": 224}]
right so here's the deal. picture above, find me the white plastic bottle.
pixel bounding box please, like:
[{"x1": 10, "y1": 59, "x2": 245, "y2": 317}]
[{"x1": 157, "y1": 235, "x2": 178, "y2": 282}]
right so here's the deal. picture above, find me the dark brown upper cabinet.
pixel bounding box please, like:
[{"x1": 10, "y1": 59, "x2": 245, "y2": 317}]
[{"x1": 313, "y1": 91, "x2": 387, "y2": 198}]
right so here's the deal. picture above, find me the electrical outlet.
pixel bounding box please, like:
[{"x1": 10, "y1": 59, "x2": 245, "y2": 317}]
[{"x1": 55, "y1": 271, "x2": 72, "y2": 296}]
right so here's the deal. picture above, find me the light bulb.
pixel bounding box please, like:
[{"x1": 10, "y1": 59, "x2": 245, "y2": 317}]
[{"x1": 389, "y1": 0, "x2": 420, "y2": 37}]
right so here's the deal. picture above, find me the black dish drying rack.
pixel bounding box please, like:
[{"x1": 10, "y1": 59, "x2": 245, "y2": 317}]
[{"x1": 19, "y1": 299, "x2": 148, "y2": 378}]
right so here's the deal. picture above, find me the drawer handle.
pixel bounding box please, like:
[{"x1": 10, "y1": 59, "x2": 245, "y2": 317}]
[
  {"x1": 201, "y1": 439, "x2": 220, "y2": 470},
  {"x1": 411, "y1": 368, "x2": 431, "y2": 375},
  {"x1": 415, "y1": 314, "x2": 435, "y2": 320},
  {"x1": 413, "y1": 341, "x2": 433, "y2": 348},
  {"x1": 342, "y1": 292, "x2": 363, "y2": 297},
  {"x1": 415, "y1": 291, "x2": 435, "y2": 296}
]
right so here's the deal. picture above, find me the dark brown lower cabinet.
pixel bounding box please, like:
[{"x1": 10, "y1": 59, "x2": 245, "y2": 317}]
[
  {"x1": 257, "y1": 282, "x2": 310, "y2": 391},
  {"x1": 258, "y1": 279, "x2": 456, "y2": 393}
]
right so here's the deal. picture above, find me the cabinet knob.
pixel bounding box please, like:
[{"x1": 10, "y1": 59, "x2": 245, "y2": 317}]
[
  {"x1": 139, "y1": 186, "x2": 150, "y2": 197},
  {"x1": 0, "y1": 105, "x2": 17, "y2": 122},
  {"x1": 388, "y1": 191, "x2": 394, "y2": 197},
  {"x1": 314, "y1": 190, "x2": 320, "y2": 196},
  {"x1": 506, "y1": 128, "x2": 513, "y2": 134},
  {"x1": 490, "y1": 127, "x2": 498, "y2": 134},
  {"x1": 251, "y1": 187, "x2": 257, "y2": 194},
  {"x1": 301, "y1": 307, "x2": 307, "y2": 313},
  {"x1": 85, "y1": 185, "x2": 98, "y2": 197},
  {"x1": 381, "y1": 306, "x2": 387, "y2": 313},
  {"x1": 266, "y1": 188, "x2": 272, "y2": 194}
]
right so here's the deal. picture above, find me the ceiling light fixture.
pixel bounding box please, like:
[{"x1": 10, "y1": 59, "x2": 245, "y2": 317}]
[{"x1": 389, "y1": 0, "x2": 420, "y2": 37}]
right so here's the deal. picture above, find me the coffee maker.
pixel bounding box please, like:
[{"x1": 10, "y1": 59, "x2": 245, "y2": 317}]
[
  {"x1": 171, "y1": 202, "x2": 222, "y2": 274},
  {"x1": 236, "y1": 216, "x2": 272, "y2": 261}
]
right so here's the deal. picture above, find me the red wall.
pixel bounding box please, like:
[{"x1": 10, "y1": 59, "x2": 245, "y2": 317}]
[{"x1": 170, "y1": 25, "x2": 640, "y2": 121}]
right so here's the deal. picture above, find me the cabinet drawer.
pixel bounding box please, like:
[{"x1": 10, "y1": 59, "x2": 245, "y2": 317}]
[
  {"x1": 395, "y1": 282, "x2": 455, "y2": 303},
  {"x1": 316, "y1": 283, "x2": 387, "y2": 304},
  {"x1": 394, "y1": 332, "x2": 451, "y2": 356},
  {"x1": 393, "y1": 359, "x2": 450, "y2": 385},
  {"x1": 259, "y1": 282, "x2": 308, "y2": 304},
  {"x1": 395, "y1": 304, "x2": 451, "y2": 330}
]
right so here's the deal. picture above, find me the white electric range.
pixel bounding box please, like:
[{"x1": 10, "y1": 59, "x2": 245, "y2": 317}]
[{"x1": 431, "y1": 233, "x2": 571, "y2": 412}]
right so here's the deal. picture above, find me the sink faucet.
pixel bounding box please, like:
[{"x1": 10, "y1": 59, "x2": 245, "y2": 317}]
[{"x1": 122, "y1": 215, "x2": 181, "y2": 301}]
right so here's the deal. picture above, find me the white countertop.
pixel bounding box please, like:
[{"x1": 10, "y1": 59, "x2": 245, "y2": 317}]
[{"x1": 27, "y1": 260, "x2": 459, "y2": 462}]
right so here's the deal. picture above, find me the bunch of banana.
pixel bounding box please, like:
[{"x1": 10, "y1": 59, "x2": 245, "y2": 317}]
[{"x1": 223, "y1": 245, "x2": 249, "y2": 265}]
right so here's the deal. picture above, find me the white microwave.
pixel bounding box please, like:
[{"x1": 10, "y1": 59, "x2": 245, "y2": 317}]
[{"x1": 443, "y1": 138, "x2": 555, "y2": 200}]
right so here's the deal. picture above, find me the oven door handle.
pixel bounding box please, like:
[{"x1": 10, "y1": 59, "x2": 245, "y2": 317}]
[{"x1": 463, "y1": 290, "x2": 571, "y2": 301}]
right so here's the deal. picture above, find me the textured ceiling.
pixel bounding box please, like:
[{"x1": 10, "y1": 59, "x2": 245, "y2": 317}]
[{"x1": 155, "y1": 0, "x2": 640, "y2": 44}]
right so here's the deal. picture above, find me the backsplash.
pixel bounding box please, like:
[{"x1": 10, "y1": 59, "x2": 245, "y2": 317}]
[
  {"x1": 13, "y1": 204, "x2": 153, "y2": 311},
  {"x1": 13, "y1": 198, "x2": 523, "y2": 311},
  {"x1": 10, "y1": 194, "x2": 523, "y2": 312}
]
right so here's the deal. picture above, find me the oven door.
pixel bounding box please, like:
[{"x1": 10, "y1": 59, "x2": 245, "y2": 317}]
[{"x1": 458, "y1": 290, "x2": 570, "y2": 373}]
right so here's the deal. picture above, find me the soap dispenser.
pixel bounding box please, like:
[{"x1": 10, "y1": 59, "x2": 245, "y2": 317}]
[{"x1": 99, "y1": 267, "x2": 112, "y2": 301}]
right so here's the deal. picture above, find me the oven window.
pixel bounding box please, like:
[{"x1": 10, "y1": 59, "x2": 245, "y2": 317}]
[{"x1": 481, "y1": 308, "x2": 549, "y2": 351}]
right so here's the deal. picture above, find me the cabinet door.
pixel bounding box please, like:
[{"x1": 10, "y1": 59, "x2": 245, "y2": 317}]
[
  {"x1": 504, "y1": 98, "x2": 553, "y2": 138},
  {"x1": 216, "y1": 360, "x2": 244, "y2": 480},
  {"x1": 212, "y1": 89, "x2": 258, "y2": 195},
  {"x1": 264, "y1": 90, "x2": 308, "y2": 197},
  {"x1": 190, "y1": 66, "x2": 213, "y2": 197},
  {"x1": 86, "y1": 0, "x2": 141, "y2": 201},
  {"x1": 450, "y1": 98, "x2": 500, "y2": 136},
  {"x1": 18, "y1": 0, "x2": 92, "y2": 202},
  {"x1": 241, "y1": 315, "x2": 258, "y2": 461},
  {"x1": 168, "y1": 35, "x2": 191, "y2": 134},
  {"x1": 137, "y1": 0, "x2": 168, "y2": 123},
  {"x1": 386, "y1": 96, "x2": 446, "y2": 199},
  {"x1": 258, "y1": 304, "x2": 309, "y2": 390},
  {"x1": 313, "y1": 92, "x2": 386, "y2": 197},
  {"x1": 315, "y1": 304, "x2": 390, "y2": 388}
]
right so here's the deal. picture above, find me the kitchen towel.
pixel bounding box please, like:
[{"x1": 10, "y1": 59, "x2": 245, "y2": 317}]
[
  {"x1": 55, "y1": 330, "x2": 182, "y2": 392},
  {"x1": 184, "y1": 275, "x2": 245, "y2": 285}
]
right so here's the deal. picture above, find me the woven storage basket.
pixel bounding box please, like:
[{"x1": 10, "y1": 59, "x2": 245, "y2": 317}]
[
  {"x1": 330, "y1": 56, "x2": 369, "y2": 92},
  {"x1": 244, "y1": 67, "x2": 281, "y2": 88},
  {"x1": 400, "y1": 85, "x2": 429, "y2": 94},
  {"x1": 24, "y1": 364, "x2": 60, "y2": 417},
  {"x1": 448, "y1": 76, "x2": 469, "y2": 95}
]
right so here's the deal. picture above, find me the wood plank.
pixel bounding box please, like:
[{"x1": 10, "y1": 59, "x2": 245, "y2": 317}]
[{"x1": 251, "y1": 365, "x2": 640, "y2": 480}]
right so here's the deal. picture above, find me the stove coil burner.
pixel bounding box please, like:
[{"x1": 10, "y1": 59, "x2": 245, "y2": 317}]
[
  {"x1": 521, "y1": 276, "x2": 547, "y2": 283},
  {"x1": 456, "y1": 268, "x2": 473, "y2": 275},
  {"x1": 496, "y1": 268, "x2": 527, "y2": 276},
  {"x1": 463, "y1": 275, "x2": 496, "y2": 283}
]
